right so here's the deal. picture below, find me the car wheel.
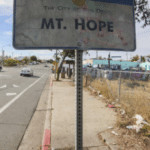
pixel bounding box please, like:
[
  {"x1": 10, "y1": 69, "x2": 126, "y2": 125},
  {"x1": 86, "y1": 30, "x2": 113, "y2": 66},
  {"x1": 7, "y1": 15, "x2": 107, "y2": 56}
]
[{"x1": 20, "y1": 74, "x2": 22, "y2": 76}]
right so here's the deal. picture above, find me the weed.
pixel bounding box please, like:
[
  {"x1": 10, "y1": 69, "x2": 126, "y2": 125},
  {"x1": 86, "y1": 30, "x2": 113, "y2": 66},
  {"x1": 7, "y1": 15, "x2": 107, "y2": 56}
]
[{"x1": 83, "y1": 75, "x2": 150, "y2": 126}]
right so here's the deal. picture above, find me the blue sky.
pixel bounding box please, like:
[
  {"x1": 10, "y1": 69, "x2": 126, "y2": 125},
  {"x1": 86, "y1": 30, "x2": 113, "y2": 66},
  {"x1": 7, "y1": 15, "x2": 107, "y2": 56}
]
[{"x1": 0, "y1": 0, "x2": 150, "y2": 60}]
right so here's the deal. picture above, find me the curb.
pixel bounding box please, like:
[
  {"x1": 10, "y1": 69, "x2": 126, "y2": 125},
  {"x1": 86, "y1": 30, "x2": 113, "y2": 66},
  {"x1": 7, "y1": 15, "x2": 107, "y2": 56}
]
[{"x1": 42, "y1": 75, "x2": 53, "y2": 150}]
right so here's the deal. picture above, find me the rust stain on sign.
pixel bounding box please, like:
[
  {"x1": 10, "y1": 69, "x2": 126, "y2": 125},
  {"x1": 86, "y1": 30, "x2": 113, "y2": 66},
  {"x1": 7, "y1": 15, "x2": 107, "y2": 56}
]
[{"x1": 72, "y1": 0, "x2": 85, "y2": 6}]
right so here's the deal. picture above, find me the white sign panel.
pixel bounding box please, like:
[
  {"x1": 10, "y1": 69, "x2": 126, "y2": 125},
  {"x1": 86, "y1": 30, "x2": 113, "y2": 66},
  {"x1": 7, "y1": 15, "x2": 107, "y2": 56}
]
[{"x1": 13, "y1": 0, "x2": 136, "y2": 51}]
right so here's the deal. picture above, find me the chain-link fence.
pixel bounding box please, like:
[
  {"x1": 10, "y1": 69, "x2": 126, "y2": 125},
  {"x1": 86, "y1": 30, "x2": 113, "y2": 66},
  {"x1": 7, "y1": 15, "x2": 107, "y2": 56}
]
[{"x1": 83, "y1": 68, "x2": 150, "y2": 112}]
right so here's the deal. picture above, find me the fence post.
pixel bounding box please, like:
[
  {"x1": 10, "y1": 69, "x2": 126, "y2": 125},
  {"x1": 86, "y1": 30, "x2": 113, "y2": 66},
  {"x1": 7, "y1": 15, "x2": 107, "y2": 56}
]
[
  {"x1": 85, "y1": 75, "x2": 88, "y2": 86},
  {"x1": 118, "y1": 71, "x2": 121, "y2": 102}
]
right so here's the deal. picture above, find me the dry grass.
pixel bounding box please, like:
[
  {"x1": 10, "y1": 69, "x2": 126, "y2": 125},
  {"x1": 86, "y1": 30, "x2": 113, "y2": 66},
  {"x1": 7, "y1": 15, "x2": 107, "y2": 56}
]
[{"x1": 83, "y1": 75, "x2": 150, "y2": 123}]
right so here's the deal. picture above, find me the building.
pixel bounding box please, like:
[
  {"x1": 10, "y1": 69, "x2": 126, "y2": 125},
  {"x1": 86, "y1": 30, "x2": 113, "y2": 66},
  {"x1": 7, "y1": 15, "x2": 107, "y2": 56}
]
[
  {"x1": 83, "y1": 59, "x2": 140, "y2": 70},
  {"x1": 144, "y1": 56, "x2": 150, "y2": 62},
  {"x1": 140, "y1": 62, "x2": 150, "y2": 71}
]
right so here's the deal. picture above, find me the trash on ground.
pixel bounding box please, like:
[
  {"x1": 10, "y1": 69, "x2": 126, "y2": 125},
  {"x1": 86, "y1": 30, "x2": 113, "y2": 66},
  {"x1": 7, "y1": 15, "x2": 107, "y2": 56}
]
[
  {"x1": 126, "y1": 114, "x2": 149, "y2": 133},
  {"x1": 142, "y1": 121, "x2": 150, "y2": 125},
  {"x1": 108, "y1": 126, "x2": 113, "y2": 129},
  {"x1": 126, "y1": 124, "x2": 144, "y2": 133},
  {"x1": 92, "y1": 89, "x2": 95, "y2": 92},
  {"x1": 120, "y1": 109, "x2": 125, "y2": 115},
  {"x1": 97, "y1": 91, "x2": 101, "y2": 95},
  {"x1": 115, "y1": 104, "x2": 121, "y2": 108},
  {"x1": 112, "y1": 102, "x2": 115, "y2": 105},
  {"x1": 116, "y1": 99, "x2": 119, "y2": 102},
  {"x1": 108, "y1": 104, "x2": 115, "y2": 108},
  {"x1": 134, "y1": 114, "x2": 144, "y2": 125},
  {"x1": 89, "y1": 86, "x2": 93, "y2": 90},
  {"x1": 112, "y1": 131, "x2": 118, "y2": 136},
  {"x1": 99, "y1": 95, "x2": 103, "y2": 98}
]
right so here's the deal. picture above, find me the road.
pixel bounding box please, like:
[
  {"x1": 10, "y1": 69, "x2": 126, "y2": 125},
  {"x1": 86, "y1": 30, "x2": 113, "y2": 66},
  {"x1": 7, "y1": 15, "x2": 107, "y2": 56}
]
[{"x1": 0, "y1": 64, "x2": 52, "y2": 150}]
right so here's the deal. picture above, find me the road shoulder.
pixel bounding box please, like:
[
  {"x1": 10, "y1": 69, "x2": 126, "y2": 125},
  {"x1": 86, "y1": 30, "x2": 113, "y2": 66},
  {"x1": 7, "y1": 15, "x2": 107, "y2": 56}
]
[{"x1": 18, "y1": 75, "x2": 51, "y2": 150}]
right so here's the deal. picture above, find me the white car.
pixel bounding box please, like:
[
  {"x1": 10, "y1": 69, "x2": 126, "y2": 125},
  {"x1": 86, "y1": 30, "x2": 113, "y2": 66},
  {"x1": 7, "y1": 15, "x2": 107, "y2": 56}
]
[
  {"x1": 44, "y1": 63, "x2": 48, "y2": 67},
  {"x1": 20, "y1": 68, "x2": 33, "y2": 76}
]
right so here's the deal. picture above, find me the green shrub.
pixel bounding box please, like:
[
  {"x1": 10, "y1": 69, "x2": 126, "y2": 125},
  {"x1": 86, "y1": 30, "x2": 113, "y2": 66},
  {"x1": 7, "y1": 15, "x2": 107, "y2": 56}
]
[{"x1": 4, "y1": 59, "x2": 19, "y2": 66}]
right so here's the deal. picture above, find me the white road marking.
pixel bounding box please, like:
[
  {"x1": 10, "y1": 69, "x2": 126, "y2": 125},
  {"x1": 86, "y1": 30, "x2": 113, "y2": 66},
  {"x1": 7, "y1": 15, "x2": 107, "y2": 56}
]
[
  {"x1": 13, "y1": 84, "x2": 19, "y2": 88},
  {"x1": 0, "y1": 85, "x2": 7, "y2": 89},
  {"x1": 0, "y1": 75, "x2": 11, "y2": 77},
  {"x1": 0, "y1": 74, "x2": 45, "y2": 114},
  {"x1": 6, "y1": 93, "x2": 17, "y2": 96}
]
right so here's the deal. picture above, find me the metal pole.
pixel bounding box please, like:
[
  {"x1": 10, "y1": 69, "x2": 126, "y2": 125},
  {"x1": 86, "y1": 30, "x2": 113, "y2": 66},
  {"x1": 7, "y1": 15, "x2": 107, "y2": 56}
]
[
  {"x1": 75, "y1": 50, "x2": 83, "y2": 150},
  {"x1": 96, "y1": 51, "x2": 98, "y2": 59},
  {"x1": 2, "y1": 50, "x2": 4, "y2": 66},
  {"x1": 55, "y1": 50, "x2": 57, "y2": 79},
  {"x1": 108, "y1": 53, "x2": 110, "y2": 69},
  {"x1": 118, "y1": 71, "x2": 121, "y2": 101},
  {"x1": 1, "y1": 48, "x2": 3, "y2": 65}
]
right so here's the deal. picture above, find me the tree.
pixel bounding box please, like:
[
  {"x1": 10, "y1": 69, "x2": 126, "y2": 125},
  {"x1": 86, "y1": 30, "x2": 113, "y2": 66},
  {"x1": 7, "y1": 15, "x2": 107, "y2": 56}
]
[
  {"x1": 131, "y1": 55, "x2": 146, "y2": 62},
  {"x1": 131, "y1": 55, "x2": 139, "y2": 61},
  {"x1": 98, "y1": 56, "x2": 103, "y2": 60},
  {"x1": 56, "y1": 50, "x2": 75, "y2": 81},
  {"x1": 37, "y1": 59, "x2": 42, "y2": 63},
  {"x1": 49, "y1": 59, "x2": 54, "y2": 63},
  {"x1": 53, "y1": 52, "x2": 60, "y2": 62},
  {"x1": 134, "y1": 0, "x2": 150, "y2": 28},
  {"x1": 142, "y1": 56, "x2": 146, "y2": 62},
  {"x1": 30, "y1": 55, "x2": 37, "y2": 62},
  {"x1": 22, "y1": 57, "x2": 29, "y2": 64}
]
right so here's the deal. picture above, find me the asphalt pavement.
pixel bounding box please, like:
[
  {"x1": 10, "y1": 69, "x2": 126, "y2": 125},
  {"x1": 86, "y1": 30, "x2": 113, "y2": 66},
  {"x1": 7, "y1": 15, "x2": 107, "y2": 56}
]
[{"x1": 0, "y1": 64, "x2": 51, "y2": 150}]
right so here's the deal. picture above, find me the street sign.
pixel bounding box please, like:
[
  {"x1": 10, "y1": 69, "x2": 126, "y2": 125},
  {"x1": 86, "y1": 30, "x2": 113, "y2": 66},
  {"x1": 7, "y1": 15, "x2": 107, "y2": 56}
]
[{"x1": 13, "y1": 0, "x2": 136, "y2": 51}]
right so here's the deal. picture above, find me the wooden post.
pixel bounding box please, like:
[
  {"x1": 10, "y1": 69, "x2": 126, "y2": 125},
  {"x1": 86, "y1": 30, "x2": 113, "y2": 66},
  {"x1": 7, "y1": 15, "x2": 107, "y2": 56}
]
[
  {"x1": 85, "y1": 75, "x2": 88, "y2": 86},
  {"x1": 68, "y1": 63, "x2": 71, "y2": 78}
]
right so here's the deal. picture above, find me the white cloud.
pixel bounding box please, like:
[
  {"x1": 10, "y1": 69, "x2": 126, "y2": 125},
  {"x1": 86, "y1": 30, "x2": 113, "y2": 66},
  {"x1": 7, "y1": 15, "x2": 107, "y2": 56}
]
[
  {"x1": 0, "y1": 0, "x2": 13, "y2": 7},
  {"x1": 39, "y1": 55, "x2": 54, "y2": 60},
  {"x1": 32, "y1": 50, "x2": 55, "y2": 55},
  {"x1": 3, "y1": 31, "x2": 12, "y2": 36},
  {"x1": 0, "y1": 0, "x2": 13, "y2": 16},
  {"x1": 5, "y1": 17, "x2": 12, "y2": 24}
]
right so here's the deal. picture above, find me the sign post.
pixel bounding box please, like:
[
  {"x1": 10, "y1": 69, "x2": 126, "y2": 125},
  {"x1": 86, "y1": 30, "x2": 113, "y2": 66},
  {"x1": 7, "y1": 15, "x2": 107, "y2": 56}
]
[
  {"x1": 13, "y1": 0, "x2": 136, "y2": 150},
  {"x1": 75, "y1": 50, "x2": 83, "y2": 149}
]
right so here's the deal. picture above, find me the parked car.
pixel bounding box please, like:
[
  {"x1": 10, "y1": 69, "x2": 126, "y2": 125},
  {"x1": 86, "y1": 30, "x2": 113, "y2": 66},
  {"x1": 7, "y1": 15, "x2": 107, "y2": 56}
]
[
  {"x1": 0, "y1": 65, "x2": 2, "y2": 71},
  {"x1": 32, "y1": 61, "x2": 36, "y2": 65},
  {"x1": 20, "y1": 68, "x2": 33, "y2": 76},
  {"x1": 44, "y1": 63, "x2": 48, "y2": 67}
]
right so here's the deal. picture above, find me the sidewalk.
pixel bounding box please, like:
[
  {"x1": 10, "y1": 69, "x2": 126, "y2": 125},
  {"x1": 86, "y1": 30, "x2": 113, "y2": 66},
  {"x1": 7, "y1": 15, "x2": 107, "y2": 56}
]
[
  {"x1": 51, "y1": 76, "x2": 120, "y2": 150},
  {"x1": 17, "y1": 74, "x2": 122, "y2": 150}
]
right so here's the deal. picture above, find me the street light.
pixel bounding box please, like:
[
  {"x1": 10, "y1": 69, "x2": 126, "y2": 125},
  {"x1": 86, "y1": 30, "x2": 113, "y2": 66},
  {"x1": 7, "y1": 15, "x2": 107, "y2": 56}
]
[{"x1": 1, "y1": 44, "x2": 10, "y2": 65}]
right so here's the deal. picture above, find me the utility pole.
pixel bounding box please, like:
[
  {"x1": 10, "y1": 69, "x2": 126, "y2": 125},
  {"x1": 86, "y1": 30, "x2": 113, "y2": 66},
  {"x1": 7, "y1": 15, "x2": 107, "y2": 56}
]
[
  {"x1": 96, "y1": 51, "x2": 98, "y2": 59},
  {"x1": 2, "y1": 50, "x2": 4, "y2": 66},
  {"x1": 108, "y1": 52, "x2": 110, "y2": 69},
  {"x1": 12, "y1": 52, "x2": 14, "y2": 59},
  {"x1": 1, "y1": 44, "x2": 10, "y2": 66}
]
